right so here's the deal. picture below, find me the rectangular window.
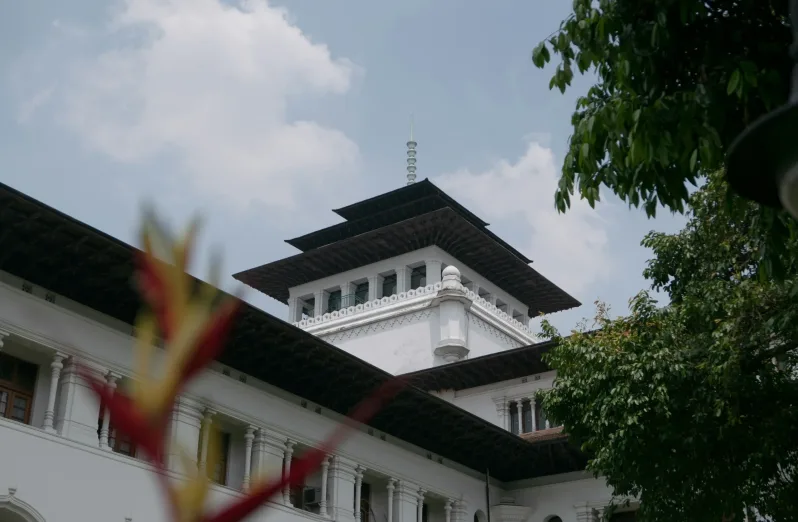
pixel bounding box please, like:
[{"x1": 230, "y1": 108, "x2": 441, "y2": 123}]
[
  {"x1": 410, "y1": 266, "x2": 426, "y2": 290},
  {"x1": 382, "y1": 274, "x2": 397, "y2": 298},
  {"x1": 355, "y1": 282, "x2": 369, "y2": 304},
  {"x1": 535, "y1": 401, "x2": 548, "y2": 430},
  {"x1": 522, "y1": 401, "x2": 533, "y2": 432},
  {"x1": 302, "y1": 299, "x2": 315, "y2": 319},
  {"x1": 327, "y1": 290, "x2": 342, "y2": 313},
  {"x1": 0, "y1": 353, "x2": 38, "y2": 425},
  {"x1": 360, "y1": 482, "x2": 371, "y2": 522},
  {"x1": 208, "y1": 431, "x2": 231, "y2": 486},
  {"x1": 509, "y1": 403, "x2": 519, "y2": 434}
]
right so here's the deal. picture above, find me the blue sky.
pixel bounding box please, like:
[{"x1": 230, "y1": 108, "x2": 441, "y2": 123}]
[{"x1": 1, "y1": 0, "x2": 686, "y2": 339}]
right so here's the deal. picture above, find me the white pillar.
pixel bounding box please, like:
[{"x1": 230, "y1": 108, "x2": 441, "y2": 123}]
[
  {"x1": 99, "y1": 372, "x2": 119, "y2": 450},
  {"x1": 288, "y1": 296, "x2": 301, "y2": 323},
  {"x1": 516, "y1": 401, "x2": 524, "y2": 434},
  {"x1": 354, "y1": 466, "x2": 365, "y2": 522},
  {"x1": 530, "y1": 397, "x2": 537, "y2": 432},
  {"x1": 367, "y1": 275, "x2": 384, "y2": 301},
  {"x1": 42, "y1": 352, "x2": 66, "y2": 433},
  {"x1": 0, "y1": 329, "x2": 8, "y2": 351},
  {"x1": 243, "y1": 425, "x2": 255, "y2": 491},
  {"x1": 55, "y1": 358, "x2": 104, "y2": 446},
  {"x1": 320, "y1": 455, "x2": 331, "y2": 517},
  {"x1": 283, "y1": 440, "x2": 295, "y2": 505},
  {"x1": 167, "y1": 396, "x2": 204, "y2": 474},
  {"x1": 395, "y1": 481, "x2": 420, "y2": 522},
  {"x1": 330, "y1": 456, "x2": 358, "y2": 522},
  {"x1": 493, "y1": 398, "x2": 509, "y2": 431},
  {"x1": 387, "y1": 479, "x2": 396, "y2": 522},
  {"x1": 416, "y1": 488, "x2": 425, "y2": 522},
  {"x1": 396, "y1": 266, "x2": 412, "y2": 293},
  {"x1": 198, "y1": 408, "x2": 216, "y2": 473},
  {"x1": 425, "y1": 260, "x2": 442, "y2": 285},
  {"x1": 314, "y1": 289, "x2": 328, "y2": 317},
  {"x1": 251, "y1": 428, "x2": 287, "y2": 485},
  {"x1": 444, "y1": 500, "x2": 452, "y2": 522},
  {"x1": 434, "y1": 266, "x2": 469, "y2": 365}
]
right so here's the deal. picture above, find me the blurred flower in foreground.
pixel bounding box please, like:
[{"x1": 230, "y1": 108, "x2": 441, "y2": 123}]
[{"x1": 79, "y1": 210, "x2": 405, "y2": 522}]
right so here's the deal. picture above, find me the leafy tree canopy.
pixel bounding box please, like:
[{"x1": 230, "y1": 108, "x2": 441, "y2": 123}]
[
  {"x1": 540, "y1": 172, "x2": 798, "y2": 521},
  {"x1": 533, "y1": 0, "x2": 791, "y2": 215}
]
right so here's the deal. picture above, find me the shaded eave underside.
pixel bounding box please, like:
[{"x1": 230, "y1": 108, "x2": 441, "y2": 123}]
[
  {"x1": 236, "y1": 208, "x2": 580, "y2": 317},
  {"x1": 403, "y1": 341, "x2": 557, "y2": 391},
  {"x1": 0, "y1": 182, "x2": 585, "y2": 481}
]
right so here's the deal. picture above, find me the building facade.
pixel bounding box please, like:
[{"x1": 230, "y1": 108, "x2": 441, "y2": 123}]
[{"x1": 0, "y1": 180, "x2": 637, "y2": 522}]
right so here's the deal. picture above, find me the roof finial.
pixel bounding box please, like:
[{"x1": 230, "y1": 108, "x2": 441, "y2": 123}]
[{"x1": 406, "y1": 115, "x2": 417, "y2": 186}]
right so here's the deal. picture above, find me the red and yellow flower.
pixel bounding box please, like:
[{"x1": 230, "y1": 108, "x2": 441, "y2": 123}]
[{"x1": 80, "y1": 211, "x2": 404, "y2": 522}]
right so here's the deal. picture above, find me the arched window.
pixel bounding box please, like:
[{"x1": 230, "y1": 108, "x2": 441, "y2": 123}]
[
  {"x1": 474, "y1": 510, "x2": 487, "y2": 522},
  {"x1": 0, "y1": 490, "x2": 46, "y2": 522},
  {"x1": 545, "y1": 517, "x2": 562, "y2": 522}
]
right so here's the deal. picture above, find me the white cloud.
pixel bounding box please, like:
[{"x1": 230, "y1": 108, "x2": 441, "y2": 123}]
[
  {"x1": 433, "y1": 139, "x2": 611, "y2": 297},
  {"x1": 37, "y1": 0, "x2": 362, "y2": 210}
]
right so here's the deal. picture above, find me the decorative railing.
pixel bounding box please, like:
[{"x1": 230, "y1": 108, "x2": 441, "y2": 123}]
[
  {"x1": 295, "y1": 284, "x2": 534, "y2": 336},
  {"x1": 326, "y1": 293, "x2": 366, "y2": 314}
]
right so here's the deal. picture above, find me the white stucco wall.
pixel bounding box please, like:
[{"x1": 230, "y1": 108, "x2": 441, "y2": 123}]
[
  {"x1": 465, "y1": 314, "x2": 523, "y2": 358},
  {"x1": 320, "y1": 308, "x2": 440, "y2": 375}
]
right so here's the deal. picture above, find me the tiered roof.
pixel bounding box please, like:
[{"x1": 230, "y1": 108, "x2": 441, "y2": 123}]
[{"x1": 234, "y1": 179, "x2": 580, "y2": 317}]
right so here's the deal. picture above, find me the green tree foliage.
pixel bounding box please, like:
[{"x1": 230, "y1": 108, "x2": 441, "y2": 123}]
[
  {"x1": 539, "y1": 173, "x2": 798, "y2": 521},
  {"x1": 532, "y1": 0, "x2": 792, "y2": 207}
]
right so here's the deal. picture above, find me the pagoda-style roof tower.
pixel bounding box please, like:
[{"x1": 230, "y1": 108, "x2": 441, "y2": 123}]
[{"x1": 234, "y1": 179, "x2": 579, "y2": 374}]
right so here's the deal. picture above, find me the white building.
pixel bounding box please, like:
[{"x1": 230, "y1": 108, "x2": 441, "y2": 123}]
[{"x1": 0, "y1": 178, "x2": 637, "y2": 522}]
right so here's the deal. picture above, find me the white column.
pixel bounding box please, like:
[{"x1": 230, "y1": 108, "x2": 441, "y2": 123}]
[
  {"x1": 0, "y1": 329, "x2": 8, "y2": 351},
  {"x1": 530, "y1": 397, "x2": 537, "y2": 432},
  {"x1": 330, "y1": 456, "x2": 358, "y2": 522},
  {"x1": 488, "y1": 295, "x2": 498, "y2": 306},
  {"x1": 416, "y1": 488, "x2": 425, "y2": 522},
  {"x1": 99, "y1": 372, "x2": 119, "y2": 450},
  {"x1": 340, "y1": 281, "x2": 356, "y2": 297},
  {"x1": 283, "y1": 440, "x2": 295, "y2": 505},
  {"x1": 444, "y1": 500, "x2": 452, "y2": 522},
  {"x1": 198, "y1": 408, "x2": 216, "y2": 473},
  {"x1": 314, "y1": 289, "x2": 328, "y2": 317},
  {"x1": 367, "y1": 275, "x2": 384, "y2": 301},
  {"x1": 396, "y1": 266, "x2": 412, "y2": 293},
  {"x1": 425, "y1": 260, "x2": 442, "y2": 285},
  {"x1": 516, "y1": 400, "x2": 524, "y2": 434},
  {"x1": 288, "y1": 296, "x2": 301, "y2": 323},
  {"x1": 251, "y1": 428, "x2": 286, "y2": 484},
  {"x1": 354, "y1": 466, "x2": 365, "y2": 522},
  {"x1": 243, "y1": 425, "x2": 255, "y2": 491},
  {"x1": 387, "y1": 479, "x2": 396, "y2": 522},
  {"x1": 42, "y1": 351, "x2": 66, "y2": 433},
  {"x1": 395, "y1": 481, "x2": 420, "y2": 522},
  {"x1": 320, "y1": 455, "x2": 331, "y2": 517},
  {"x1": 493, "y1": 398, "x2": 509, "y2": 431},
  {"x1": 55, "y1": 357, "x2": 105, "y2": 446},
  {"x1": 167, "y1": 396, "x2": 204, "y2": 474}
]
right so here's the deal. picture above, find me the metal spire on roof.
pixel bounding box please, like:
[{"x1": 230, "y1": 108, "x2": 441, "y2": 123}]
[{"x1": 406, "y1": 115, "x2": 417, "y2": 185}]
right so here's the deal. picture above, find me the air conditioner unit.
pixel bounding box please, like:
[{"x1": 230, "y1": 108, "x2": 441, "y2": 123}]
[{"x1": 303, "y1": 487, "x2": 322, "y2": 507}]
